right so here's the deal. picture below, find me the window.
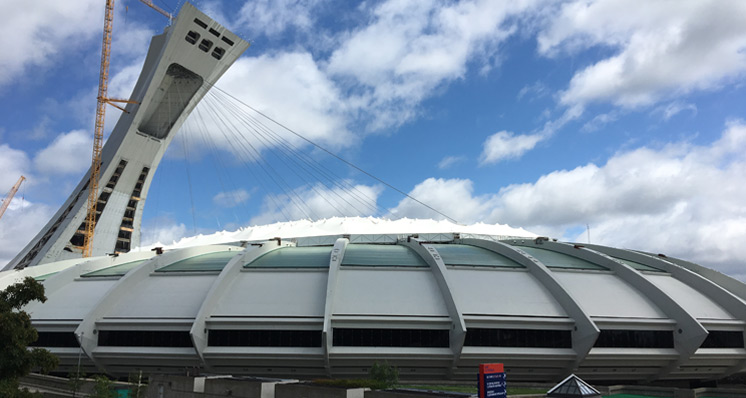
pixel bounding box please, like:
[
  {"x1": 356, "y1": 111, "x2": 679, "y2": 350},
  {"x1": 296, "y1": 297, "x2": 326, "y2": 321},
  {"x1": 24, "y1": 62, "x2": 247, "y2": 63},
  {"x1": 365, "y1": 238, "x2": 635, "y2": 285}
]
[
  {"x1": 193, "y1": 18, "x2": 208, "y2": 29},
  {"x1": 185, "y1": 31, "x2": 200, "y2": 45},
  {"x1": 199, "y1": 39, "x2": 213, "y2": 53},
  {"x1": 594, "y1": 330, "x2": 674, "y2": 348},
  {"x1": 221, "y1": 36, "x2": 234, "y2": 46},
  {"x1": 464, "y1": 328, "x2": 572, "y2": 348},
  {"x1": 701, "y1": 331, "x2": 744, "y2": 348},
  {"x1": 208, "y1": 330, "x2": 322, "y2": 347},
  {"x1": 98, "y1": 330, "x2": 192, "y2": 347},
  {"x1": 31, "y1": 332, "x2": 79, "y2": 347},
  {"x1": 212, "y1": 47, "x2": 225, "y2": 60},
  {"x1": 333, "y1": 328, "x2": 449, "y2": 347}
]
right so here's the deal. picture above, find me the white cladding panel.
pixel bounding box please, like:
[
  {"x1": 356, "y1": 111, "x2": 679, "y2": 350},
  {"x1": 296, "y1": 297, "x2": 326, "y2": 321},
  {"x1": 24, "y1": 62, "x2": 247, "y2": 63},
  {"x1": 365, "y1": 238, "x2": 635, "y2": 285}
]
[
  {"x1": 553, "y1": 271, "x2": 667, "y2": 319},
  {"x1": 334, "y1": 269, "x2": 448, "y2": 316},
  {"x1": 106, "y1": 274, "x2": 218, "y2": 319},
  {"x1": 212, "y1": 270, "x2": 328, "y2": 317},
  {"x1": 28, "y1": 279, "x2": 118, "y2": 320},
  {"x1": 448, "y1": 269, "x2": 567, "y2": 317},
  {"x1": 645, "y1": 274, "x2": 734, "y2": 320}
]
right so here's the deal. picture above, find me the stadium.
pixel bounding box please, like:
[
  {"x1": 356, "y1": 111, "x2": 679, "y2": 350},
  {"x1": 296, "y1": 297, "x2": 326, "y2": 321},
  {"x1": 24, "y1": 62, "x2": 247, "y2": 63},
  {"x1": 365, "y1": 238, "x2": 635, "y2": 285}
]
[{"x1": 1, "y1": 2, "x2": 745, "y2": 385}]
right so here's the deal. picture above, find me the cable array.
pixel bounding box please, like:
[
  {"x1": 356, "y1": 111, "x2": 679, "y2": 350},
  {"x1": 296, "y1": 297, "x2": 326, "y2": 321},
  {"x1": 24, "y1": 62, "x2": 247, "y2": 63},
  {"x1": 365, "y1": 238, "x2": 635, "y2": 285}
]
[{"x1": 177, "y1": 85, "x2": 459, "y2": 225}]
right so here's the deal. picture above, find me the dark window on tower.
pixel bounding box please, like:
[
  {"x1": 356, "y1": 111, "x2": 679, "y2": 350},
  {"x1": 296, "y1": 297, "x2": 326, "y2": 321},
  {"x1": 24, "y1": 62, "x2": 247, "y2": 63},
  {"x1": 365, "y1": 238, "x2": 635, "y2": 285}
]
[
  {"x1": 701, "y1": 331, "x2": 745, "y2": 348},
  {"x1": 332, "y1": 328, "x2": 449, "y2": 348},
  {"x1": 98, "y1": 330, "x2": 192, "y2": 347},
  {"x1": 212, "y1": 47, "x2": 225, "y2": 60},
  {"x1": 464, "y1": 328, "x2": 572, "y2": 348},
  {"x1": 221, "y1": 36, "x2": 234, "y2": 46},
  {"x1": 186, "y1": 31, "x2": 200, "y2": 45},
  {"x1": 199, "y1": 39, "x2": 213, "y2": 53},
  {"x1": 30, "y1": 332, "x2": 79, "y2": 347},
  {"x1": 208, "y1": 330, "x2": 322, "y2": 347},
  {"x1": 594, "y1": 330, "x2": 674, "y2": 348},
  {"x1": 193, "y1": 18, "x2": 208, "y2": 29}
]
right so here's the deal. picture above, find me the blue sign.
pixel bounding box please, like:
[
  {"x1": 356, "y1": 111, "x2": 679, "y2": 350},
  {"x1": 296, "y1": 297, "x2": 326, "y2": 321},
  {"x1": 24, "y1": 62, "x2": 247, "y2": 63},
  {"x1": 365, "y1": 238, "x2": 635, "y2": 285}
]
[{"x1": 478, "y1": 363, "x2": 506, "y2": 398}]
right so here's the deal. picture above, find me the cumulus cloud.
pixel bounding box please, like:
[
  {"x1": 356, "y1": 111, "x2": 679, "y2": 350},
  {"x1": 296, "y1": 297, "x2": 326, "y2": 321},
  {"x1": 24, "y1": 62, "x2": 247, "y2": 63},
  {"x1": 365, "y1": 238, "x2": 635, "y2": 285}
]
[
  {"x1": 327, "y1": 0, "x2": 536, "y2": 130},
  {"x1": 0, "y1": 145, "x2": 31, "y2": 189},
  {"x1": 480, "y1": 131, "x2": 545, "y2": 164},
  {"x1": 250, "y1": 183, "x2": 382, "y2": 225},
  {"x1": 33, "y1": 130, "x2": 93, "y2": 175},
  {"x1": 213, "y1": 189, "x2": 251, "y2": 208},
  {"x1": 0, "y1": 200, "x2": 54, "y2": 268},
  {"x1": 198, "y1": 53, "x2": 351, "y2": 156},
  {"x1": 389, "y1": 178, "x2": 494, "y2": 223},
  {"x1": 537, "y1": 0, "x2": 746, "y2": 107},
  {"x1": 236, "y1": 0, "x2": 322, "y2": 37},
  {"x1": 140, "y1": 221, "x2": 188, "y2": 247},
  {"x1": 393, "y1": 121, "x2": 746, "y2": 278},
  {"x1": 0, "y1": 0, "x2": 102, "y2": 88}
]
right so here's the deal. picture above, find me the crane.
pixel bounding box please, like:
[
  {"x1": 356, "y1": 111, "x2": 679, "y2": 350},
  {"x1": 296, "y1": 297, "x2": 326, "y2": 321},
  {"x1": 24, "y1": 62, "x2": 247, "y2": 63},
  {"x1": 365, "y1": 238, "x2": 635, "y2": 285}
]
[
  {"x1": 0, "y1": 176, "x2": 26, "y2": 222},
  {"x1": 82, "y1": 0, "x2": 172, "y2": 257}
]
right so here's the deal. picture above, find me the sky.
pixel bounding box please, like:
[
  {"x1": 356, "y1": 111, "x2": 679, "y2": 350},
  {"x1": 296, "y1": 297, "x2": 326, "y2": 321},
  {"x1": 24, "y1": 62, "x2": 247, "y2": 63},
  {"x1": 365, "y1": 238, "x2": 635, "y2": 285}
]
[{"x1": 1, "y1": 0, "x2": 745, "y2": 279}]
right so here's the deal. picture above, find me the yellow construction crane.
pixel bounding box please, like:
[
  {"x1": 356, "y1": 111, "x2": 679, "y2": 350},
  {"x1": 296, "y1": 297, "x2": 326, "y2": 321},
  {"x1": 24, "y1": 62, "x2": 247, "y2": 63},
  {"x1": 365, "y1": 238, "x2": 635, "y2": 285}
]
[
  {"x1": 0, "y1": 176, "x2": 25, "y2": 223},
  {"x1": 82, "y1": 0, "x2": 172, "y2": 257}
]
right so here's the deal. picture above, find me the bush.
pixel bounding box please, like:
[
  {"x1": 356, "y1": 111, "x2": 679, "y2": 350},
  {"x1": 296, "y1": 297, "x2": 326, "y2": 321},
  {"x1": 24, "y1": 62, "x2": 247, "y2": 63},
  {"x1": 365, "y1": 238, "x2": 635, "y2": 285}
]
[{"x1": 369, "y1": 361, "x2": 398, "y2": 388}]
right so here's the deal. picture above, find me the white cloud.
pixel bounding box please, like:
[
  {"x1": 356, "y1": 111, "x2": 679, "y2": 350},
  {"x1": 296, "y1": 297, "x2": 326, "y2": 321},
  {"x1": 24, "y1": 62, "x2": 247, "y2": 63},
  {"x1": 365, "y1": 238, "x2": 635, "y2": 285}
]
[
  {"x1": 33, "y1": 130, "x2": 93, "y2": 175},
  {"x1": 0, "y1": 145, "x2": 31, "y2": 189},
  {"x1": 389, "y1": 178, "x2": 494, "y2": 223},
  {"x1": 581, "y1": 111, "x2": 620, "y2": 132},
  {"x1": 213, "y1": 189, "x2": 251, "y2": 208},
  {"x1": 250, "y1": 183, "x2": 382, "y2": 225},
  {"x1": 0, "y1": 199, "x2": 54, "y2": 268},
  {"x1": 140, "y1": 221, "x2": 188, "y2": 247},
  {"x1": 236, "y1": 0, "x2": 321, "y2": 36},
  {"x1": 438, "y1": 155, "x2": 465, "y2": 170},
  {"x1": 0, "y1": 0, "x2": 101, "y2": 88},
  {"x1": 654, "y1": 101, "x2": 698, "y2": 121},
  {"x1": 394, "y1": 121, "x2": 746, "y2": 278},
  {"x1": 537, "y1": 0, "x2": 746, "y2": 107},
  {"x1": 200, "y1": 53, "x2": 351, "y2": 156},
  {"x1": 327, "y1": 0, "x2": 536, "y2": 130},
  {"x1": 480, "y1": 130, "x2": 545, "y2": 164}
]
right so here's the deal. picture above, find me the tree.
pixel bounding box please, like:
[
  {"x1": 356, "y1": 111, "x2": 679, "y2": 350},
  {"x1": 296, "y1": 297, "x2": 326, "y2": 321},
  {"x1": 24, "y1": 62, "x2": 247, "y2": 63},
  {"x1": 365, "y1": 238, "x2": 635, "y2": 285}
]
[
  {"x1": 91, "y1": 375, "x2": 115, "y2": 398},
  {"x1": 369, "y1": 361, "x2": 399, "y2": 388},
  {"x1": 0, "y1": 277, "x2": 59, "y2": 397}
]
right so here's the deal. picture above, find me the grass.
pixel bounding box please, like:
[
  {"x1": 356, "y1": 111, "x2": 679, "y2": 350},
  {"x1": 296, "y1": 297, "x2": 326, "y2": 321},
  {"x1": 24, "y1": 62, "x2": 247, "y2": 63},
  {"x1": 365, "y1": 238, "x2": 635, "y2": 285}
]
[{"x1": 397, "y1": 384, "x2": 547, "y2": 395}]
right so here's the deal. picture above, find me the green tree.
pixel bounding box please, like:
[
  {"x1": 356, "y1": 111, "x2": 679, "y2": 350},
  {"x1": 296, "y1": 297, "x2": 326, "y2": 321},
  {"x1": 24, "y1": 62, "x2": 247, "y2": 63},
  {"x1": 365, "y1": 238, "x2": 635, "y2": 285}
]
[
  {"x1": 0, "y1": 277, "x2": 59, "y2": 397},
  {"x1": 68, "y1": 371, "x2": 87, "y2": 398},
  {"x1": 91, "y1": 375, "x2": 115, "y2": 398}
]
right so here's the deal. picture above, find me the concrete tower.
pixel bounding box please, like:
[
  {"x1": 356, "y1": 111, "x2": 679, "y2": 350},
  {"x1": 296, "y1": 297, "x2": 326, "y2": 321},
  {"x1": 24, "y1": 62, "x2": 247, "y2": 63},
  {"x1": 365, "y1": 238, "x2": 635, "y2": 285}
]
[{"x1": 5, "y1": 3, "x2": 249, "y2": 270}]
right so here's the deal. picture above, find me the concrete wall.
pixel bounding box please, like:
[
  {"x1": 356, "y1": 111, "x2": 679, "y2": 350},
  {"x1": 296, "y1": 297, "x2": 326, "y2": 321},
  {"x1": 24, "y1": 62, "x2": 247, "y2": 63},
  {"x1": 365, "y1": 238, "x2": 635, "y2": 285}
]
[
  {"x1": 147, "y1": 375, "x2": 265, "y2": 398},
  {"x1": 275, "y1": 383, "x2": 366, "y2": 398}
]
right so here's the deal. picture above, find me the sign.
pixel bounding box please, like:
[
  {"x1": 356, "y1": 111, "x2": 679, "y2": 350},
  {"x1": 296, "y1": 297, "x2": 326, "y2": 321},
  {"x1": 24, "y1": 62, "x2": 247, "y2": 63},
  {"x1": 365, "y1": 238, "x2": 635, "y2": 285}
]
[{"x1": 478, "y1": 363, "x2": 506, "y2": 398}]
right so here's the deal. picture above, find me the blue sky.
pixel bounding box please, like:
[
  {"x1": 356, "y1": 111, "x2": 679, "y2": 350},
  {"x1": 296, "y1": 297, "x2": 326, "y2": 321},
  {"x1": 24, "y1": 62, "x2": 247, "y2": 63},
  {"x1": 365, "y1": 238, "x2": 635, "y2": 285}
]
[{"x1": 1, "y1": 0, "x2": 745, "y2": 279}]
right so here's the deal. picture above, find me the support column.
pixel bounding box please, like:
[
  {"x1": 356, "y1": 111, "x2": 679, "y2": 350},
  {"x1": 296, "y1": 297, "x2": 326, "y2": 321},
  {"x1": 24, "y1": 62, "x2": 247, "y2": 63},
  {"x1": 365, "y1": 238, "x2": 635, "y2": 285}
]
[
  {"x1": 463, "y1": 238, "x2": 599, "y2": 375},
  {"x1": 585, "y1": 243, "x2": 746, "y2": 378},
  {"x1": 322, "y1": 238, "x2": 349, "y2": 376},
  {"x1": 190, "y1": 239, "x2": 294, "y2": 369},
  {"x1": 75, "y1": 244, "x2": 243, "y2": 373},
  {"x1": 401, "y1": 238, "x2": 466, "y2": 376},
  {"x1": 510, "y1": 240, "x2": 708, "y2": 380}
]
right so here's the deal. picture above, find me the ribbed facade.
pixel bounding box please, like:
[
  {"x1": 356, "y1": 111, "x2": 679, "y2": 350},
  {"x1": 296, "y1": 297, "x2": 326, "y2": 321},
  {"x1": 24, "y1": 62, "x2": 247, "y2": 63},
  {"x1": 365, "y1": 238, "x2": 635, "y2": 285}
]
[{"x1": 3, "y1": 232, "x2": 745, "y2": 382}]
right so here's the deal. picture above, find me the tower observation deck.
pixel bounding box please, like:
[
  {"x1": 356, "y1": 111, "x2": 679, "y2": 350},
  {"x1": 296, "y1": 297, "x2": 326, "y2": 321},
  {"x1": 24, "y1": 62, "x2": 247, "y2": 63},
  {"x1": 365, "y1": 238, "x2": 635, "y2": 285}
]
[{"x1": 5, "y1": 3, "x2": 249, "y2": 270}]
